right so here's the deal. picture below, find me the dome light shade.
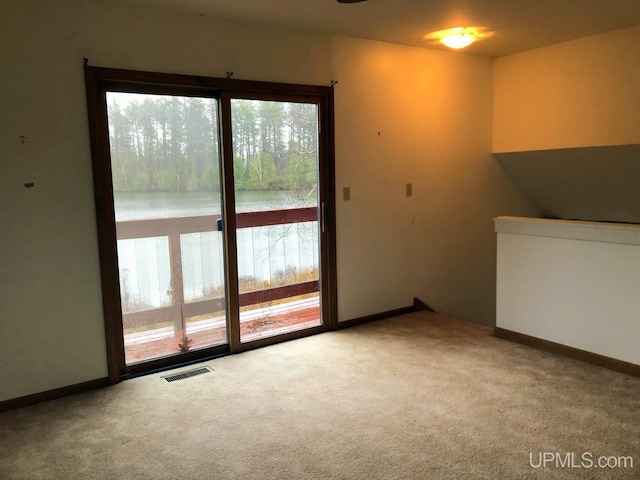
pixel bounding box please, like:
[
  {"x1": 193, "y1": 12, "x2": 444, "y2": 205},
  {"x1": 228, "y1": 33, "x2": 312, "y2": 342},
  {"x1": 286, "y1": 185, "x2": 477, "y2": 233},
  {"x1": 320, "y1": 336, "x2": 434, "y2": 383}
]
[
  {"x1": 424, "y1": 27, "x2": 491, "y2": 50},
  {"x1": 440, "y1": 32, "x2": 476, "y2": 49}
]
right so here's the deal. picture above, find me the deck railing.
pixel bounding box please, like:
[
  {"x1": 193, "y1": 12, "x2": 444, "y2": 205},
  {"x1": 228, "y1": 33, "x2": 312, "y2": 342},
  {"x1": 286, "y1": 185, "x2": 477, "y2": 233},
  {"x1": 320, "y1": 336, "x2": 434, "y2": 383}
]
[{"x1": 116, "y1": 207, "x2": 319, "y2": 335}]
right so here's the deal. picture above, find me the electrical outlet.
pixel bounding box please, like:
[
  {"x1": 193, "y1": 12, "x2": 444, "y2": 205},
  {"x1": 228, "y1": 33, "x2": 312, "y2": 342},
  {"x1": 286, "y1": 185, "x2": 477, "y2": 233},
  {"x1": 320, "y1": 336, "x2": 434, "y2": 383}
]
[{"x1": 406, "y1": 183, "x2": 412, "y2": 197}]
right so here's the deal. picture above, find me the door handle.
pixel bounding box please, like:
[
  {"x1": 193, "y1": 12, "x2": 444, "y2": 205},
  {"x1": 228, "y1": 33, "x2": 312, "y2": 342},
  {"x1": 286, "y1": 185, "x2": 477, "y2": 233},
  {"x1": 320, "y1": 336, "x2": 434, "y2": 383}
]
[
  {"x1": 217, "y1": 218, "x2": 223, "y2": 232},
  {"x1": 321, "y1": 202, "x2": 327, "y2": 233}
]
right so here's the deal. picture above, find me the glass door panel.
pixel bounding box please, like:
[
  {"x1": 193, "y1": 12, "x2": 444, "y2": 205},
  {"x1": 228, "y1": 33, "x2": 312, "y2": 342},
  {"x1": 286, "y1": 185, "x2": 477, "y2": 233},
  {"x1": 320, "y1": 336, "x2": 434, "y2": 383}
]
[
  {"x1": 106, "y1": 92, "x2": 227, "y2": 365},
  {"x1": 230, "y1": 99, "x2": 322, "y2": 342}
]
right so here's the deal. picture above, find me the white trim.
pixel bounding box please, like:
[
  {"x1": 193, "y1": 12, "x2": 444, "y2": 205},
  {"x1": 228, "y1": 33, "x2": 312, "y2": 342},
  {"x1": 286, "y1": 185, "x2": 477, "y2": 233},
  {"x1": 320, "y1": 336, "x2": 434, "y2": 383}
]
[{"x1": 494, "y1": 216, "x2": 640, "y2": 246}]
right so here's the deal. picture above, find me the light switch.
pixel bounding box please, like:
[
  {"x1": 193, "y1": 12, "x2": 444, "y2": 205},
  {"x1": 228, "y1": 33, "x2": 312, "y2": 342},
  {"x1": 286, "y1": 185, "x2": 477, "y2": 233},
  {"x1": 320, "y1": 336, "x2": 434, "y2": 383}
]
[{"x1": 343, "y1": 186, "x2": 351, "y2": 201}]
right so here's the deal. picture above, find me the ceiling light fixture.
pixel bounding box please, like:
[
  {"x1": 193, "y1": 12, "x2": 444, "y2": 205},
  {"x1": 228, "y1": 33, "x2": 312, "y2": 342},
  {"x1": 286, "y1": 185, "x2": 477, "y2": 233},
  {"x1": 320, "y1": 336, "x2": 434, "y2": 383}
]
[
  {"x1": 440, "y1": 29, "x2": 477, "y2": 49},
  {"x1": 424, "y1": 27, "x2": 492, "y2": 50}
]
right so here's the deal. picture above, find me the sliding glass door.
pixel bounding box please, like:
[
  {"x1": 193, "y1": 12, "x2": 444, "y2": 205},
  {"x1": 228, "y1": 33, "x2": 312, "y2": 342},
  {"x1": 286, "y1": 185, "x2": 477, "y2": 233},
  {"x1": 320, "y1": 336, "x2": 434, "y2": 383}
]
[
  {"x1": 106, "y1": 92, "x2": 228, "y2": 365},
  {"x1": 85, "y1": 66, "x2": 336, "y2": 379},
  {"x1": 231, "y1": 99, "x2": 322, "y2": 343}
]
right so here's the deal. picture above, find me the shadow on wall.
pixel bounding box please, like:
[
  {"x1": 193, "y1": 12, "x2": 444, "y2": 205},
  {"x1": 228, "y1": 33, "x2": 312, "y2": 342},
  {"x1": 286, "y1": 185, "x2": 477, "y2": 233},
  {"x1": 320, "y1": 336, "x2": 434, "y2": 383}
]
[{"x1": 493, "y1": 144, "x2": 640, "y2": 224}]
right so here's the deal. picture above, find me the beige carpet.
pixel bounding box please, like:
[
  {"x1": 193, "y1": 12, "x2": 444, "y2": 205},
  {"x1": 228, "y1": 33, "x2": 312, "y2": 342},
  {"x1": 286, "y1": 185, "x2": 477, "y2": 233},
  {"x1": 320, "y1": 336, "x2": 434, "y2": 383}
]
[{"x1": 1, "y1": 311, "x2": 639, "y2": 479}]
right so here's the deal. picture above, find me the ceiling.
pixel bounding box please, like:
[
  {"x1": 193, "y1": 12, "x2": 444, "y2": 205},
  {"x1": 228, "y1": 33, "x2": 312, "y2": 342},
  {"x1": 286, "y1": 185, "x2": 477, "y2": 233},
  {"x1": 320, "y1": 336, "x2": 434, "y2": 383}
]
[{"x1": 113, "y1": 0, "x2": 640, "y2": 57}]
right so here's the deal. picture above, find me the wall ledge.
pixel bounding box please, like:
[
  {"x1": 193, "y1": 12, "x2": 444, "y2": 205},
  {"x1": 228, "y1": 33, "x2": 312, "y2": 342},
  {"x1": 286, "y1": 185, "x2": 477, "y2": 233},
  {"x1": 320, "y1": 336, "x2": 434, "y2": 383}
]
[{"x1": 494, "y1": 216, "x2": 640, "y2": 246}]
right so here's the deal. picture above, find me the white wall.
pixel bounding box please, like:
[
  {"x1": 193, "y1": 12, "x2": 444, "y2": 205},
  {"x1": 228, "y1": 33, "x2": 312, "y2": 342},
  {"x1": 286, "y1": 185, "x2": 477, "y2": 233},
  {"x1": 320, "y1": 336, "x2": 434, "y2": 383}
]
[
  {"x1": 0, "y1": 0, "x2": 535, "y2": 401},
  {"x1": 496, "y1": 217, "x2": 640, "y2": 365},
  {"x1": 332, "y1": 36, "x2": 537, "y2": 321},
  {"x1": 493, "y1": 25, "x2": 640, "y2": 152}
]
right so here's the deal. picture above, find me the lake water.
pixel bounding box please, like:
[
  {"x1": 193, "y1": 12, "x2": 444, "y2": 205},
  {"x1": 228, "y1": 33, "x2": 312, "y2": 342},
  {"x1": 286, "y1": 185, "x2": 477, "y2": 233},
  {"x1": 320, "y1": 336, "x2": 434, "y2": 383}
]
[
  {"x1": 114, "y1": 189, "x2": 317, "y2": 220},
  {"x1": 114, "y1": 190, "x2": 319, "y2": 313}
]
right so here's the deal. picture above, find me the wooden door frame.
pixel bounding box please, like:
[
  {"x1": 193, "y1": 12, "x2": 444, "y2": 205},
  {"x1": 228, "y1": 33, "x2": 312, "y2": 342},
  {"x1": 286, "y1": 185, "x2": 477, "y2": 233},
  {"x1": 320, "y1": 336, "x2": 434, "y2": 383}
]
[{"x1": 84, "y1": 65, "x2": 337, "y2": 382}]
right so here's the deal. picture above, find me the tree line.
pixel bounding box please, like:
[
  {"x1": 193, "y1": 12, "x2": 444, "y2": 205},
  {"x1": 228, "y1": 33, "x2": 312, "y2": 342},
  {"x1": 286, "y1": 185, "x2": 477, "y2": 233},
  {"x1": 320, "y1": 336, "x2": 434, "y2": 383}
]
[{"x1": 107, "y1": 94, "x2": 319, "y2": 195}]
